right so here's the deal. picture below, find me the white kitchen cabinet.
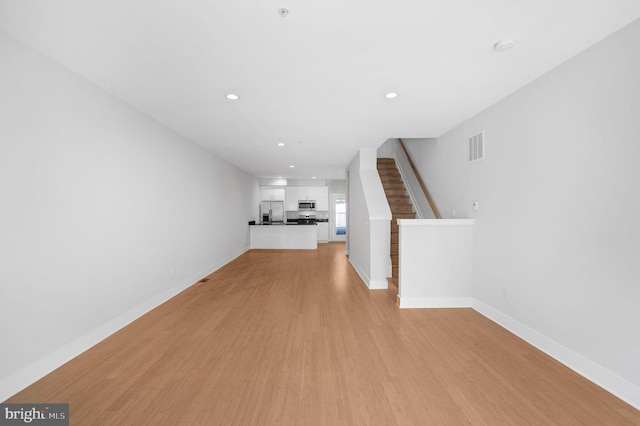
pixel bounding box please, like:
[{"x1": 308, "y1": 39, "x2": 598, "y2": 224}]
[
  {"x1": 285, "y1": 187, "x2": 299, "y2": 211},
  {"x1": 296, "y1": 187, "x2": 328, "y2": 210},
  {"x1": 283, "y1": 186, "x2": 329, "y2": 210},
  {"x1": 261, "y1": 187, "x2": 285, "y2": 201},
  {"x1": 317, "y1": 222, "x2": 329, "y2": 242},
  {"x1": 297, "y1": 187, "x2": 311, "y2": 201},
  {"x1": 305, "y1": 187, "x2": 319, "y2": 201},
  {"x1": 250, "y1": 224, "x2": 318, "y2": 249},
  {"x1": 260, "y1": 188, "x2": 271, "y2": 201},
  {"x1": 313, "y1": 187, "x2": 329, "y2": 211},
  {"x1": 307, "y1": 186, "x2": 329, "y2": 212},
  {"x1": 273, "y1": 188, "x2": 285, "y2": 201}
]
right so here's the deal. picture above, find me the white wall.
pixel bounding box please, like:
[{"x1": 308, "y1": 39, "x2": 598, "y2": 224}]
[
  {"x1": 328, "y1": 179, "x2": 347, "y2": 195},
  {"x1": 403, "y1": 138, "x2": 470, "y2": 219},
  {"x1": 0, "y1": 32, "x2": 258, "y2": 400},
  {"x1": 406, "y1": 19, "x2": 640, "y2": 406},
  {"x1": 347, "y1": 152, "x2": 370, "y2": 284},
  {"x1": 347, "y1": 150, "x2": 392, "y2": 289}
]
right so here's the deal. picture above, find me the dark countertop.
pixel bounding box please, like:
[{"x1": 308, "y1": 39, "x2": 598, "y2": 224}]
[{"x1": 250, "y1": 222, "x2": 316, "y2": 226}]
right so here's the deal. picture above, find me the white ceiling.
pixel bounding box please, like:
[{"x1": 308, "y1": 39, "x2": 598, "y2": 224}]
[{"x1": 1, "y1": 1, "x2": 639, "y2": 180}]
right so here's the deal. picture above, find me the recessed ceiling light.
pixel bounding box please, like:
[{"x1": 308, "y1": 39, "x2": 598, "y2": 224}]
[
  {"x1": 384, "y1": 92, "x2": 398, "y2": 99},
  {"x1": 494, "y1": 39, "x2": 515, "y2": 52},
  {"x1": 289, "y1": 165, "x2": 295, "y2": 168},
  {"x1": 312, "y1": 176, "x2": 317, "y2": 179},
  {"x1": 277, "y1": 142, "x2": 285, "y2": 146},
  {"x1": 225, "y1": 93, "x2": 239, "y2": 100},
  {"x1": 278, "y1": 176, "x2": 283, "y2": 179},
  {"x1": 278, "y1": 8, "x2": 289, "y2": 18}
]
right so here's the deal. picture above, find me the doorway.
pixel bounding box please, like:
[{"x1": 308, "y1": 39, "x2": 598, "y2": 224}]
[{"x1": 330, "y1": 193, "x2": 346, "y2": 242}]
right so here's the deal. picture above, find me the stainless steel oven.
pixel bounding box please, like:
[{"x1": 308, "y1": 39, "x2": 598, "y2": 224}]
[
  {"x1": 298, "y1": 218, "x2": 317, "y2": 225},
  {"x1": 298, "y1": 212, "x2": 317, "y2": 225}
]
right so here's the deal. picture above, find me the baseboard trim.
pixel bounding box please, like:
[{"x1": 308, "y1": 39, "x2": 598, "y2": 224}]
[
  {"x1": 4, "y1": 265, "x2": 638, "y2": 411},
  {"x1": 349, "y1": 257, "x2": 389, "y2": 290},
  {"x1": 348, "y1": 258, "x2": 371, "y2": 289},
  {"x1": 369, "y1": 279, "x2": 389, "y2": 290},
  {"x1": 348, "y1": 258, "x2": 389, "y2": 290},
  {"x1": 0, "y1": 246, "x2": 249, "y2": 402},
  {"x1": 472, "y1": 299, "x2": 640, "y2": 410},
  {"x1": 398, "y1": 296, "x2": 472, "y2": 308}
]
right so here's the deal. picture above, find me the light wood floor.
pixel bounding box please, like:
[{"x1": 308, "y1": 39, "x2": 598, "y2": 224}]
[{"x1": 6, "y1": 243, "x2": 640, "y2": 425}]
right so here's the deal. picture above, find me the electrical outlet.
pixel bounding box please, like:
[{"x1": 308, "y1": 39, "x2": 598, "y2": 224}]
[
  {"x1": 451, "y1": 207, "x2": 456, "y2": 218},
  {"x1": 170, "y1": 268, "x2": 175, "y2": 277},
  {"x1": 473, "y1": 200, "x2": 480, "y2": 211},
  {"x1": 502, "y1": 288, "x2": 510, "y2": 301}
]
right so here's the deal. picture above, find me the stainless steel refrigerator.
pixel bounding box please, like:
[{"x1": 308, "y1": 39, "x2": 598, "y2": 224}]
[{"x1": 260, "y1": 201, "x2": 284, "y2": 224}]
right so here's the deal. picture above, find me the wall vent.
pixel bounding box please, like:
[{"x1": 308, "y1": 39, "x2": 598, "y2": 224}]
[{"x1": 468, "y1": 131, "x2": 485, "y2": 163}]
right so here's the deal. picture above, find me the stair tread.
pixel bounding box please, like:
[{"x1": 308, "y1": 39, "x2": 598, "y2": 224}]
[
  {"x1": 393, "y1": 215, "x2": 416, "y2": 220},
  {"x1": 378, "y1": 156, "x2": 418, "y2": 278},
  {"x1": 391, "y1": 205, "x2": 413, "y2": 211}
]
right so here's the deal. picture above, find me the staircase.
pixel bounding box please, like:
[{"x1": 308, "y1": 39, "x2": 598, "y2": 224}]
[{"x1": 377, "y1": 158, "x2": 416, "y2": 279}]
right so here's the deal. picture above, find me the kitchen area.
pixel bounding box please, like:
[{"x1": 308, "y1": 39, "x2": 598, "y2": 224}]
[{"x1": 249, "y1": 183, "x2": 333, "y2": 249}]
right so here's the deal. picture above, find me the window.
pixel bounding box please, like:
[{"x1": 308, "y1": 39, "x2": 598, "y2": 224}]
[{"x1": 335, "y1": 198, "x2": 346, "y2": 235}]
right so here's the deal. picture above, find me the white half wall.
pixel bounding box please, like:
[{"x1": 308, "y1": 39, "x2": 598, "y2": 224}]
[
  {"x1": 0, "y1": 32, "x2": 259, "y2": 400},
  {"x1": 398, "y1": 220, "x2": 474, "y2": 308},
  {"x1": 405, "y1": 19, "x2": 640, "y2": 408}
]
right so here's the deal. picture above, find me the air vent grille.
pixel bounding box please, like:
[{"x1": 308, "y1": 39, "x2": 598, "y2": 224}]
[{"x1": 468, "y1": 131, "x2": 485, "y2": 163}]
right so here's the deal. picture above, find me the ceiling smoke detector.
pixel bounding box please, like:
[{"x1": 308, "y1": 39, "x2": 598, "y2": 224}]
[
  {"x1": 278, "y1": 8, "x2": 289, "y2": 18},
  {"x1": 494, "y1": 39, "x2": 515, "y2": 52}
]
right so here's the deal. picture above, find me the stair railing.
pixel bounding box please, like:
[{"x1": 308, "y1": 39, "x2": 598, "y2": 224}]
[{"x1": 398, "y1": 138, "x2": 441, "y2": 219}]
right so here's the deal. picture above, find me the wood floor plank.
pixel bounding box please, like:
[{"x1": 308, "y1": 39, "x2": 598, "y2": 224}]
[{"x1": 4, "y1": 242, "x2": 640, "y2": 425}]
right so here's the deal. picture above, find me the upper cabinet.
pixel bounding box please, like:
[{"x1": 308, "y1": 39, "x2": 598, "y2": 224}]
[
  {"x1": 273, "y1": 188, "x2": 286, "y2": 201},
  {"x1": 266, "y1": 185, "x2": 329, "y2": 211},
  {"x1": 297, "y1": 187, "x2": 310, "y2": 201},
  {"x1": 285, "y1": 187, "x2": 299, "y2": 210},
  {"x1": 301, "y1": 187, "x2": 328, "y2": 211},
  {"x1": 315, "y1": 187, "x2": 329, "y2": 211},
  {"x1": 261, "y1": 187, "x2": 285, "y2": 201}
]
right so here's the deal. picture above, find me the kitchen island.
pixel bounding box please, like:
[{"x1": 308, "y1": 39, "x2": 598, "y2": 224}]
[{"x1": 249, "y1": 223, "x2": 318, "y2": 249}]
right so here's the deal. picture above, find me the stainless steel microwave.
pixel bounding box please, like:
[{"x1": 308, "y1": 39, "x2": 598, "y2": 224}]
[{"x1": 298, "y1": 200, "x2": 316, "y2": 210}]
